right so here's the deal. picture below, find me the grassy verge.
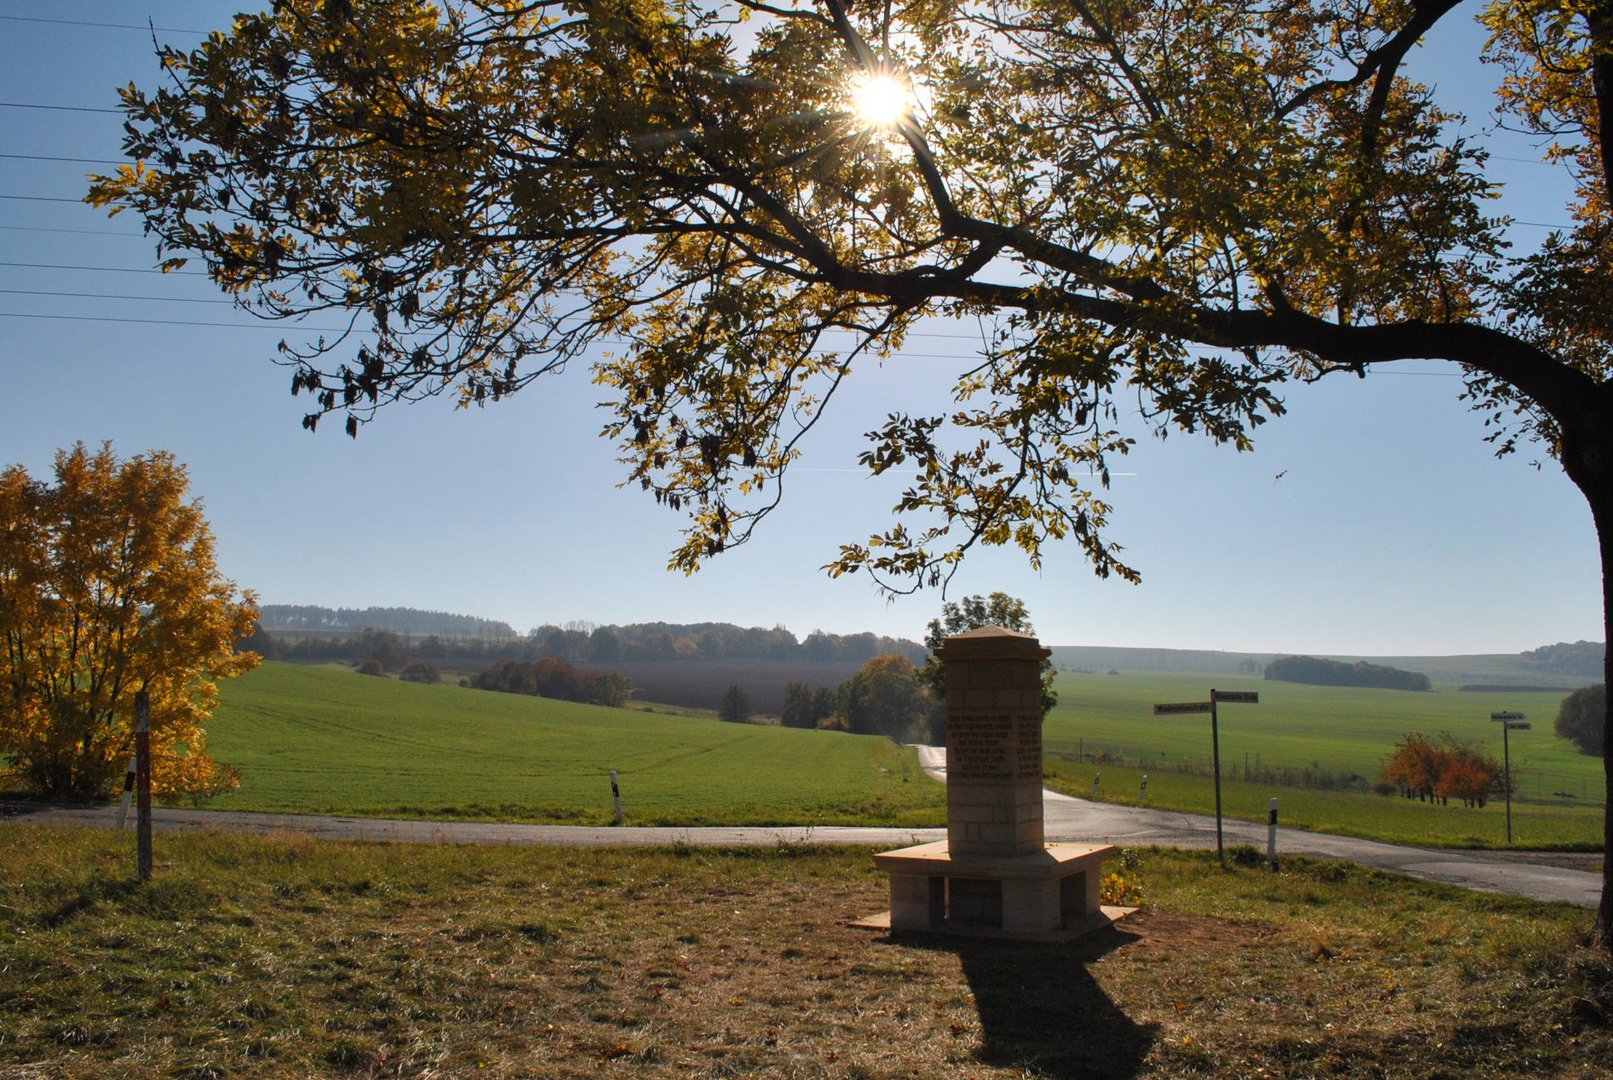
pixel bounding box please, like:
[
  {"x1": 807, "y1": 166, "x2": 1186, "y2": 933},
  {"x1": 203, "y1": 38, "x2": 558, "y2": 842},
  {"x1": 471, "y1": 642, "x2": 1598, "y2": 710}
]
[
  {"x1": 1044, "y1": 757, "x2": 1605, "y2": 850},
  {"x1": 3, "y1": 824, "x2": 1610, "y2": 1078}
]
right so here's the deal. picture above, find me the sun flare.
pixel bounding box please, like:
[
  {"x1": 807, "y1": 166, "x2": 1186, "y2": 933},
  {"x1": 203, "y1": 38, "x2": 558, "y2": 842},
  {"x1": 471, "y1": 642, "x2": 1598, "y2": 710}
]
[{"x1": 850, "y1": 71, "x2": 911, "y2": 129}]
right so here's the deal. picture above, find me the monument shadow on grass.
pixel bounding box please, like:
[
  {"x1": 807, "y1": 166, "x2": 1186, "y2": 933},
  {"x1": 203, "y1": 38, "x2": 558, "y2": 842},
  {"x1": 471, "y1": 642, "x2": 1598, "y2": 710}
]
[{"x1": 888, "y1": 922, "x2": 1157, "y2": 1079}]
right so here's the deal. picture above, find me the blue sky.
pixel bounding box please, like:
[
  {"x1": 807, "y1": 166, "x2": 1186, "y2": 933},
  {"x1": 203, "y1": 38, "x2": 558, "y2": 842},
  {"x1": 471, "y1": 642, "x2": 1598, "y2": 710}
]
[{"x1": 0, "y1": 1, "x2": 1602, "y2": 655}]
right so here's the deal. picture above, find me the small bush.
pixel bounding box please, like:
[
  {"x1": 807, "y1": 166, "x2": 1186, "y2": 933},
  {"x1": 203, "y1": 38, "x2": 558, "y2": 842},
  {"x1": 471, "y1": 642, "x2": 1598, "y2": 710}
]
[
  {"x1": 1227, "y1": 844, "x2": 1265, "y2": 868},
  {"x1": 357, "y1": 657, "x2": 385, "y2": 677},
  {"x1": 399, "y1": 660, "x2": 441, "y2": 684}
]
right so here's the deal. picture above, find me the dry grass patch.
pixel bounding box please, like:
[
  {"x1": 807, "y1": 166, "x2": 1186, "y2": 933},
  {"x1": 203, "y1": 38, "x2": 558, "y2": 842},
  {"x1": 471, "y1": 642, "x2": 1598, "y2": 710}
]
[{"x1": 1, "y1": 824, "x2": 1608, "y2": 1078}]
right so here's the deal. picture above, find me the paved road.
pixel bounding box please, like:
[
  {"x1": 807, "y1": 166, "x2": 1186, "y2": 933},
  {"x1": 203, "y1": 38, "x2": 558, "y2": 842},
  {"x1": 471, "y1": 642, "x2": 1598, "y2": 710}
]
[
  {"x1": 4, "y1": 746, "x2": 1600, "y2": 910},
  {"x1": 913, "y1": 746, "x2": 1602, "y2": 909}
]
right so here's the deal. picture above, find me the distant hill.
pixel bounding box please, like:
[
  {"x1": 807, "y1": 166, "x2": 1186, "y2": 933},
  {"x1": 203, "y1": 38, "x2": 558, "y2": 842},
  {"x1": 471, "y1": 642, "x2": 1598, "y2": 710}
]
[
  {"x1": 258, "y1": 604, "x2": 518, "y2": 639},
  {"x1": 1049, "y1": 643, "x2": 1603, "y2": 688}
]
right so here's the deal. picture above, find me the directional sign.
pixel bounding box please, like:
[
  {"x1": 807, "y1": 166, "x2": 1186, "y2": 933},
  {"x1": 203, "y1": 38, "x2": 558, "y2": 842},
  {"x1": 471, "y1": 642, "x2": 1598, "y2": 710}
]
[
  {"x1": 1212, "y1": 690, "x2": 1260, "y2": 704},
  {"x1": 1491, "y1": 711, "x2": 1527, "y2": 721},
  {"x1": 1506, "y1": 721, "x2": 1533, "y2": 730},
  {"x1": 1154, "y1": 701, "x2": 1214, "y2": 715}
]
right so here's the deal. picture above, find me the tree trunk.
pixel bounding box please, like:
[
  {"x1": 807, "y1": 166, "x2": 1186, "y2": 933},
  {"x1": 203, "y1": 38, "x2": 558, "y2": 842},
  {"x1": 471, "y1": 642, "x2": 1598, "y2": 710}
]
[
  {"x1": 1553, "y1": 393, "x2": 1613, "y2": 947},
  {"x1": 1596, "y1": 497, "x2": 1613, "y2": 947}
]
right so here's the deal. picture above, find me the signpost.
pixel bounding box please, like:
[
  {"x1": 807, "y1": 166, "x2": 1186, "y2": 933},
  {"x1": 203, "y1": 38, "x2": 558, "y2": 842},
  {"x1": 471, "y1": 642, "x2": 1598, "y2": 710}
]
[
  {"x1": 1154, "y1": 689, "x2": 1259, "y2": 866},
  {"x1": 1490, "y1": 712, "x2": 1530, "y2": 844}
]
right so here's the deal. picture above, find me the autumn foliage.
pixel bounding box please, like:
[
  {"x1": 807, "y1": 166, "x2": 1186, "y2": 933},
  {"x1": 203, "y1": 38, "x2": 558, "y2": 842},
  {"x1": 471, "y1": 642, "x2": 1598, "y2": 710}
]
[
  {"x1": 0, "y1": 444, "x2": 258, "y2": 800},
  {"x1": 1380, "y1": 733, "x2": 1504, "y2": 809}
]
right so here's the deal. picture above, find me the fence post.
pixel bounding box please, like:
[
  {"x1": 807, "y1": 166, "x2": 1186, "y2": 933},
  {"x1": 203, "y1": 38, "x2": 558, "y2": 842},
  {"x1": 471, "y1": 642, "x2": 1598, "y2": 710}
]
[{"x1": 135, "y1": 691, "x2": 152, "y2": 883}]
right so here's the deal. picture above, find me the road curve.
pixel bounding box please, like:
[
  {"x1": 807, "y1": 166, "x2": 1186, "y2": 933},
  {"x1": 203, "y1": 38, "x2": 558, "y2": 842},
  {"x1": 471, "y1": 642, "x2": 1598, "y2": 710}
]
[{"x1": 3, "y1": 746, "x2": 1599, "y2": 910}]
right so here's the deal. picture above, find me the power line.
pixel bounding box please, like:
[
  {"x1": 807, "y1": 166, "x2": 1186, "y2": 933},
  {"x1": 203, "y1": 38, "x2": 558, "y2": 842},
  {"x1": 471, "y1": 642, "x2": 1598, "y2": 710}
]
[
  {"x1": 0, "y1": 153, "x2": 126, "y2": 166},
  {"x1": 0, "y1": 224, "x2": 143, "y2": 238},
  {"x1": 0, "y1": 195, "x2": 90, "y2": 204},
  {"x1": 0, "y1": 14, "x2": 207, "y2": 34},
  {"x1": 0, "y1": 260, "x2": 206, "y2": 276},
  {"x1": 0, "y1": 288, "x2": 233, "y2": 305},
  {"x1": 0, "y1": 311, "x2": 345, "y2": 331},
  {"x1": 0, "y1": 101, "x2": 122, "y2": 114}
]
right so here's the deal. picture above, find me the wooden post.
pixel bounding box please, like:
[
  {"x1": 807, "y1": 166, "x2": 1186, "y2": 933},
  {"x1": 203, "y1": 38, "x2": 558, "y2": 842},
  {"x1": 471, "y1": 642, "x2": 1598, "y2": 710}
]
[
  {"x1": 1210, "y1": 692, "x2": 1225, "y2": 868},
  {"x1": 609, "y1": 769, "x2": 623, "y2": 826},
  {"x1": 135, "y1": 690, "x2": 152, "y2": 883}
]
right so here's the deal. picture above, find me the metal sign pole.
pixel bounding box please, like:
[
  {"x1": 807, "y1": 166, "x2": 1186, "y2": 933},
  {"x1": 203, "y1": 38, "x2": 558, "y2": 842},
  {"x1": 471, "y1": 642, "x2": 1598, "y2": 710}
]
[
  {"x1": 1155, "y1": 691, "x2": 1258, "y2": 872},
  {"x1": 1490, "y1": 712, "x2": 1527, "y2": 846}
]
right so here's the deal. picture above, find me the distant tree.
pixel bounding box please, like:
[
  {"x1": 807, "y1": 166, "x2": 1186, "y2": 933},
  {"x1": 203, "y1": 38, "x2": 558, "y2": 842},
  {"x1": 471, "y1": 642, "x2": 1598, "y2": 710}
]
[
  {"x1": 358, "y1": 657, "x2": 386, "y2": 677},
  {"x1": 235, "y1": 621, "x2": 285, "y2": 662},
  {"x1": 1381, "y1": 732, "x2": 1503, "y2": 807},
  {"x1": 589, "y1": 626, "x2": 621, "y2": 663},
  {"x1": 718, "y1": 684, "x2": 752, "y2": 725},
  {"x1": 399, "y1": 660, "x2": 440, "y2": 684},
  {"x1": 1381, "y1": 733, "x2": 1443, "y2": 802},
  {"x1": 1557, "y1": 685, "x2": 1608, "y2": 757},
  {"x1": 1521, "y1": 642, "x2": 1606, "y2": 679},
  {"x1": 1266, "y1": 656, "x2": 1430, "y2": 692},
  {"x1": 0, "y1": 444, "x2": 259, "y2": 800},
  {"x1": 356, "y1": 628, "x2": 407, "y2": 673},
  {"x1": 588, "y1": 671, "x2": 634, "y2": 709},
  {"x1": 921, "y1": 593, "x2": 1056, "y2": 742},
  {"x1": 837, "y1": 655, "x2": 932, "y2": 741},
  {"x1": 781, "y1": 681, "x2": 833, "y2": 729}
]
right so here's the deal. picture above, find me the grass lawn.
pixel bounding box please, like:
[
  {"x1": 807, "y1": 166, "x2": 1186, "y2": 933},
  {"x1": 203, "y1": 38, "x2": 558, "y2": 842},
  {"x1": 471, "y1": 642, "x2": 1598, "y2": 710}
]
[
  {"x1": 2, "y1": 825, "x2": 1609, "y2": 1078},
  {"x1": 1044, "y1": 672, "x2": 1606, "y2": 849},
  {"x1": 202, "y1": 663, "x2": 944, "y2": 827}
]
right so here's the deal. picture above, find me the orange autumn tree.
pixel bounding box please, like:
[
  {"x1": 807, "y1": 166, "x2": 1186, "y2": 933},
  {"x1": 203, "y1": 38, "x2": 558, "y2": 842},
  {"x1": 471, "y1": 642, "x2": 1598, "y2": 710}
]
[{"x1": 0, "y1": 443, "x2": 258, "y2": 800}]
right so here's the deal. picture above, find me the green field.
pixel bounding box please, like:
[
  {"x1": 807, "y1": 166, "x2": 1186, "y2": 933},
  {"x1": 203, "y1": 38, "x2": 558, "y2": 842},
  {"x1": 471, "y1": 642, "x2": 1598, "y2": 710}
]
[
  {"x1": 1044, "y1": 672, "x2": 1606, "y2": 848},
  {"x1": 203, "y1": 663, "x2": 944, "y2": 827},
  {"x1": 189, "y1": 662, "x2": 1607, "y2": 848}
]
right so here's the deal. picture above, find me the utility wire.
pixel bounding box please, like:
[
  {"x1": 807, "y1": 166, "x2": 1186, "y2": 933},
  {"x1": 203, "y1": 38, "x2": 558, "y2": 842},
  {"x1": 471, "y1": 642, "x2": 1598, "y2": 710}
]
[
  {"x1": 0, "y1": 288, "x2": 233, "y2": 304},
  {"x1": 0, "y1": 14, "x2": 207, "y2": 34},
  {"x1": 0, "y1": 311, "x2": 345, "y2": 331},
  {"x1": 0, "y1": 260, "x2": 207, "y2": 276},
  {"x1": 0, "y1": 153, "x2": 126, "y2": 165},
  {"x1": 0, "y1": 101, "x2": 122, "y2": 114}
]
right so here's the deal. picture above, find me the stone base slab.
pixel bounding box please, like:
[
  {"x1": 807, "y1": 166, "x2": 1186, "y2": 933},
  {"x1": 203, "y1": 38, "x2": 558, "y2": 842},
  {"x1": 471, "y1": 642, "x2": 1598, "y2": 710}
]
[
  {"x1": 849, "y1": 905, "x2": 1138, "y2": 944},
  {"x1": 863, "y1": 840, "x2": 1118, "y2": 941}
]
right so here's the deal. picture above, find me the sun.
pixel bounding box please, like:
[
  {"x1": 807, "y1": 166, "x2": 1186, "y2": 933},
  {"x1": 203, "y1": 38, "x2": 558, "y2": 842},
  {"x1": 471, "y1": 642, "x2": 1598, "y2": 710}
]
[{"x1": 849, "y1": 70, "x2": 911, "y2": 129}]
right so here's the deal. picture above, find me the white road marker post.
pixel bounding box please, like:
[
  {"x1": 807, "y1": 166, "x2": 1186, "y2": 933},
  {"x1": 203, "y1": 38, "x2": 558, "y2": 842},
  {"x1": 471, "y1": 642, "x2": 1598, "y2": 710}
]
[
  {"x1": 1092, "y1": 770, "x2": 1101, "y2": 794},
  {"x1": 1267, "y1": 797, "x2": 1279, "y2": 872},
  {"x1": 1139, "y1": 774, "x2": 1148, "y2": 804},
  {"x1": 116, "y1": 756, "x2": 136, "y2": 829},
  {"x1": 610, "y1": 769, "x2": 623, "y2": 826}
]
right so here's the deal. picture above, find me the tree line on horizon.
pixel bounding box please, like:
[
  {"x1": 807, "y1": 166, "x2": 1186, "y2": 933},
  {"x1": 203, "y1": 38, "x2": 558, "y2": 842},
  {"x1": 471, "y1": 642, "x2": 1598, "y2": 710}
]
[
  {"x1": 243, "y1": 616, "x2": 926, "y2": 668},
  {"x1": 1265, "y1": 655, "x2": 1433, "y2": 692}
]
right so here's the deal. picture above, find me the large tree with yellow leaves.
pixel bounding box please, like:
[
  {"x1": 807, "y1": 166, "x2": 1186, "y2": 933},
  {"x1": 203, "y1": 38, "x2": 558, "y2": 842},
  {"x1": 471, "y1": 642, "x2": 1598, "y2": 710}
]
[
  {"x1": 0, "y1": 444, "x2": 259, "y2": 800},
  {"x1": 89, "y1": 0, "x2": 1612, "y2": 936}
]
